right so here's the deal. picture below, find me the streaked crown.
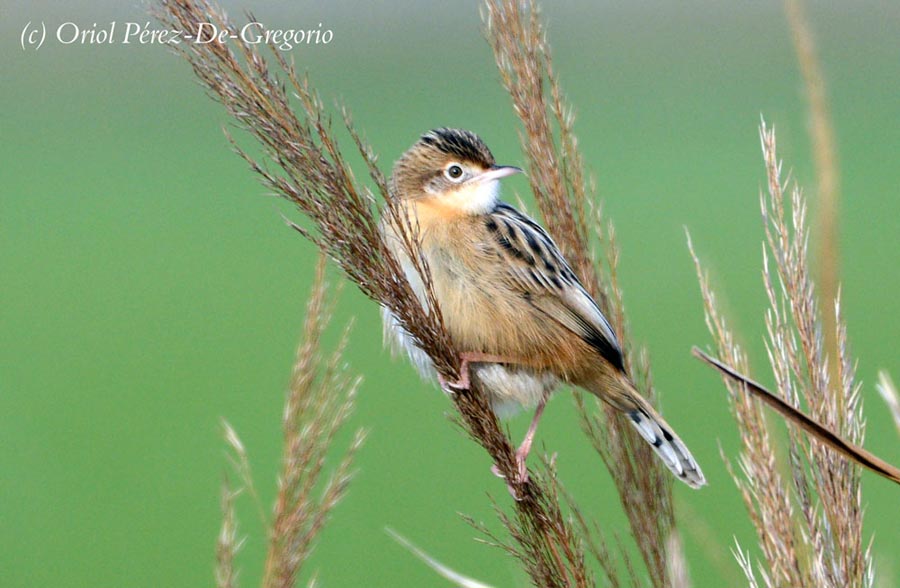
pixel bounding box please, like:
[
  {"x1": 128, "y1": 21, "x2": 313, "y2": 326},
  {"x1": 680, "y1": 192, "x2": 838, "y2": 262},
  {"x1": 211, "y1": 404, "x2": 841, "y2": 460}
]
[
  {"x1": 390, "y1": 128, "x2": 496, "y2": 199},
  {"x1": 418, "y1": 128, "x2": 495, "y2": 167}
]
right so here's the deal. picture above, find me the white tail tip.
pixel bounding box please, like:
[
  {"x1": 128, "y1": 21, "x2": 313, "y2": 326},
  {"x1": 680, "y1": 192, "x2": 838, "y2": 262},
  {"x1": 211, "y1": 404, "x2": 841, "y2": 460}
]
[{"x1": 628, "y1": 409, "x2": 706, "y2": 489}]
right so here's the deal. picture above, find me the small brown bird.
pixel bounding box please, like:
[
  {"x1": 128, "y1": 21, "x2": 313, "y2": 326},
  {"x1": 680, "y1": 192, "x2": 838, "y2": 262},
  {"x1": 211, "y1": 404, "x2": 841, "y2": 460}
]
[{"x1": 382, "y1": 128, "x2": 705, "y2": 488}]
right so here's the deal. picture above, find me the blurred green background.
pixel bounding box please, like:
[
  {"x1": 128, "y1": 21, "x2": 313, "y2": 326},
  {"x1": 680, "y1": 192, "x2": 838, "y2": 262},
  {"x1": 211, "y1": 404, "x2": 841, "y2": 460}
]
[{"x1": 3, "y1": 1, "x2": 899, "y2": 586}]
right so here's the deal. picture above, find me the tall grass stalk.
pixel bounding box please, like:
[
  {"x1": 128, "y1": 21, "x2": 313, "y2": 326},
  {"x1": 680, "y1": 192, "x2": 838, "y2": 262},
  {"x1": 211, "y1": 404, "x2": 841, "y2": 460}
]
[
  {"x1": 153, "y1": 0, "x2": 608, "y2": 584},
  {"x1": 153, "y1": 0, "x2": 898, "y2": 586},
  {"x1": 785, "y1": 0, "x2": 841, "y2": 383},
  {"x1": 215, "y1": 259, "x2": 365, "y2": 587},
  {"x1": 689, "y1": 121, "x2": 874, "y2": 588},
  {"x1": 483, "y1": 2, "x2": 683, "y2": 585}
]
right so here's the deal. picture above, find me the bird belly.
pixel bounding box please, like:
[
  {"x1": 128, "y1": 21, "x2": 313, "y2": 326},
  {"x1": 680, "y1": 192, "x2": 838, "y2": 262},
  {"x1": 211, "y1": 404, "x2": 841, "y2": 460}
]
[
  {"x1": 381, "y1": 246, "x2": 558, "y2": 417},
  {"x1": 382, "y1": 304, "x2": 556, "y2": 416},
  {"x1": 473, "y1": 364, "x2": 557, "y2": 418}
]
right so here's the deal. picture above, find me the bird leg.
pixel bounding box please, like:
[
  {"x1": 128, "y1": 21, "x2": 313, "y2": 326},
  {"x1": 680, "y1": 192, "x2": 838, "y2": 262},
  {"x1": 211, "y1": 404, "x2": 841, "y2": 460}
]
[
  {"x1": 437, "y1": 351, "x2": 513, "y2": 393},
  {"x1": 487, "y1": 394, "x2": 549, "y2": 501},
  {"x1": 439, "y1": 351, "x2": 547, "y2": 498},
  {"x1": 515, "y1": 396, "x2": 547, "y2": 482}
]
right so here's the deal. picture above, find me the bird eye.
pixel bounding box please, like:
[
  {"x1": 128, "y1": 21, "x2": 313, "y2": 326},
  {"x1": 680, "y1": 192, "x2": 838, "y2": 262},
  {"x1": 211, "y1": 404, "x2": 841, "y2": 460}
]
[{"x1": 445, "y1": 164, "x2": 465, "y2": 181}]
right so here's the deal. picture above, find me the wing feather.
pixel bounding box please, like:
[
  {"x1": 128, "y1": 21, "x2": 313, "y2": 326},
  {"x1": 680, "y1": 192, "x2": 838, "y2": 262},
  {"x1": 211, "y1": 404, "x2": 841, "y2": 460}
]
[{"x1": 485, "y1": 203, "x2": 624, "y2": 372}]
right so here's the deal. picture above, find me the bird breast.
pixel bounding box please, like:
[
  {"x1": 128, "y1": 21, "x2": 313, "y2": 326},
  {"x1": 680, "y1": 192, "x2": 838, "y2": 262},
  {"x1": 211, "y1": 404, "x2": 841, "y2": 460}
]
[{"x1": 380, "y1": 219, "x2": 557, "y2": 416}]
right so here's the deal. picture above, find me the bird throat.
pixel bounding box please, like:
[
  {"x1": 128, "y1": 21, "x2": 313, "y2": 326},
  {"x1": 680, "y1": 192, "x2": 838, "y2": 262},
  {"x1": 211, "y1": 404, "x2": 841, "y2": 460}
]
[{"x1": 411, "y1": 179, "x2": 500, "y2": 227}]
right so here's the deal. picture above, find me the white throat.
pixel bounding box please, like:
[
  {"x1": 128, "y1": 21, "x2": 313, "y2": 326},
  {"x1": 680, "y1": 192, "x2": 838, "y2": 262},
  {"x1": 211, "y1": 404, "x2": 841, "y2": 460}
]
[{"x1": 450, "y1": 179, "x2": 500, "y2": 215}]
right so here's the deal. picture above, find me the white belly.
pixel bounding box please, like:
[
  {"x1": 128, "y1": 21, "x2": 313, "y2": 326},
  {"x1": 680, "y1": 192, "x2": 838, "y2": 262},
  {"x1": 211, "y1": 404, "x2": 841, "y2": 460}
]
[{"x1": 381, "y1": 258, "x2": 557, "y2": 419}]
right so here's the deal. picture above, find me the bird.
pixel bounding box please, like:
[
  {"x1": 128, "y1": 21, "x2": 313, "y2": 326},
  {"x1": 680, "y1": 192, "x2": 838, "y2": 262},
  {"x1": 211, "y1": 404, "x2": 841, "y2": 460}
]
[{"x1": 380, "y1": 128, "x2": 705, "y2": 489}]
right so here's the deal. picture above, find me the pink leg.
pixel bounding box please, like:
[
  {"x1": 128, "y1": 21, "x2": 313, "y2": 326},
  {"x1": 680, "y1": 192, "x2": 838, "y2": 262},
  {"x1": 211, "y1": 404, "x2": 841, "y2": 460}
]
[
  {"x1": 438, "y1": 351, "x2": 514, "y2": 393},
  {"x1": 491, "y1": 395, "x2": 548, "y2": 498},
  {"x1": 515, "y1": 396, "x2": 547, "y2": 483},
  {"x1": 440, "y1": 351, "x2": 547, "y2": 498}
]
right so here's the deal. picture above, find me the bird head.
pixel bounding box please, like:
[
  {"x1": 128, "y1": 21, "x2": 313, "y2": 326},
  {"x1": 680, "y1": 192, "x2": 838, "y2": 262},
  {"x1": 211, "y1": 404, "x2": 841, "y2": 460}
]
[{"x1": 390, "y1": 128, "x2": 522, "y2": 215}]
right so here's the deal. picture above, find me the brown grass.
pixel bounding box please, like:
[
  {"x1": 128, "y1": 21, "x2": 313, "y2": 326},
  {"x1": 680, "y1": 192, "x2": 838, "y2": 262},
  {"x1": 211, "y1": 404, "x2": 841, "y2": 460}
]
[
  {"x1": 153, "y1": 0, "x2": 599, "y2": 585},
  {"x1": 154, "y1": 0, "x2": 896, "y2": 586},
  {"x1": 483, "y1": 2, "x2": 681, "y2": 585},
  {"x1": 689, "y1": 121, "x2": 876, "y2": 588},
  {"x1": 785, "y1": 0, "x2": 841, "y2": 387},
  {"x1": 263, "y1": 260, "x2": 365, "y2": 588},
  {"x1": 215, "y1": 258, "x2": 365, "y2": 587}
]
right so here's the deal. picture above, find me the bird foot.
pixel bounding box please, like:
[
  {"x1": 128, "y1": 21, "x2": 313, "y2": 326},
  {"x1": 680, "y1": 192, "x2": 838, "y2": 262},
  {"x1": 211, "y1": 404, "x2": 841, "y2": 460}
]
[
  {"x1": 438, "y1": 351, "x2": 512, "y2": 394},
  {"x1": 490, "y1": 452, "x2": 530, "y2": 501},
  {"x1": 438, "y1": 371, "x2": 470, "y2": 394}
]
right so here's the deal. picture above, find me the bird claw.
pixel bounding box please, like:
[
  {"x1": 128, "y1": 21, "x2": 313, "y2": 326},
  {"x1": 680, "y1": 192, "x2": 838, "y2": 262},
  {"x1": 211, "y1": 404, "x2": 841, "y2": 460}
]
[
  {"x1": 491, "y1": 459, "x2": 529, "y2": 501},
  {"x1": 515, "y1": 448, "x2": 530, "y2": 485},
  {"x1": 438, "y1": 372, "x2": 469, "y2": 394},
  {"x1": 439, "y1": 351, "x2": 514, "y2": 394}
]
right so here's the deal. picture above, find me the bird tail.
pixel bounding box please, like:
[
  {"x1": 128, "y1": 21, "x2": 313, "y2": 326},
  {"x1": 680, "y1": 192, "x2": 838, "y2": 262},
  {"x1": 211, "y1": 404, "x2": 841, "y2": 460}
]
[{"x1": 594, "y1": 376, "x2": 706, "y2": 489}]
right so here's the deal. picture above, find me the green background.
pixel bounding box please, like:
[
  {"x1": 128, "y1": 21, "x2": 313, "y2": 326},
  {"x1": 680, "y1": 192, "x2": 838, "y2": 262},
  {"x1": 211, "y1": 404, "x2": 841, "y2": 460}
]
[{"x1": 3, "y1": 1, "x2": 899, "y2": 586}]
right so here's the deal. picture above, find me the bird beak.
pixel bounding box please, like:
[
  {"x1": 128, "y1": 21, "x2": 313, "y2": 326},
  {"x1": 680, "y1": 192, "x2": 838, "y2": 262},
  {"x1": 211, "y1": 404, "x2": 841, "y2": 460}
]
[{"x1": 473, "y1": 165, "x2": 524, "y2": 183}]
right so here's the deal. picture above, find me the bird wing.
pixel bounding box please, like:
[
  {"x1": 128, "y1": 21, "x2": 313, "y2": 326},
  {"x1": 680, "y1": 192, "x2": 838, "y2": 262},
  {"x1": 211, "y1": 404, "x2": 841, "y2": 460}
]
[{"x1": 484, "y1": 203, "x2": 624, "y2": 372}]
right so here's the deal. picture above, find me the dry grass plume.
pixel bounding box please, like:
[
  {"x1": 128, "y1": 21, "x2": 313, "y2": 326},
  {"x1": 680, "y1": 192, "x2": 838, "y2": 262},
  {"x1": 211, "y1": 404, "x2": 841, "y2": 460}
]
[{"x1": 215, "y1": 258, "x2": 365, "y2": 587}]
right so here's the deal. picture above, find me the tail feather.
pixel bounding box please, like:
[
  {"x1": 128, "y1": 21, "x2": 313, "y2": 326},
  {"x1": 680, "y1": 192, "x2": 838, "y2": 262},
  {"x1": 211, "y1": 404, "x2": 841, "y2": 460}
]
[
  {"x1": 627, "y1": 406, "x2": 706, "y2": 489},
  {"x1": 592, "y1": 375, "x2": 706, "y2": 488}
]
